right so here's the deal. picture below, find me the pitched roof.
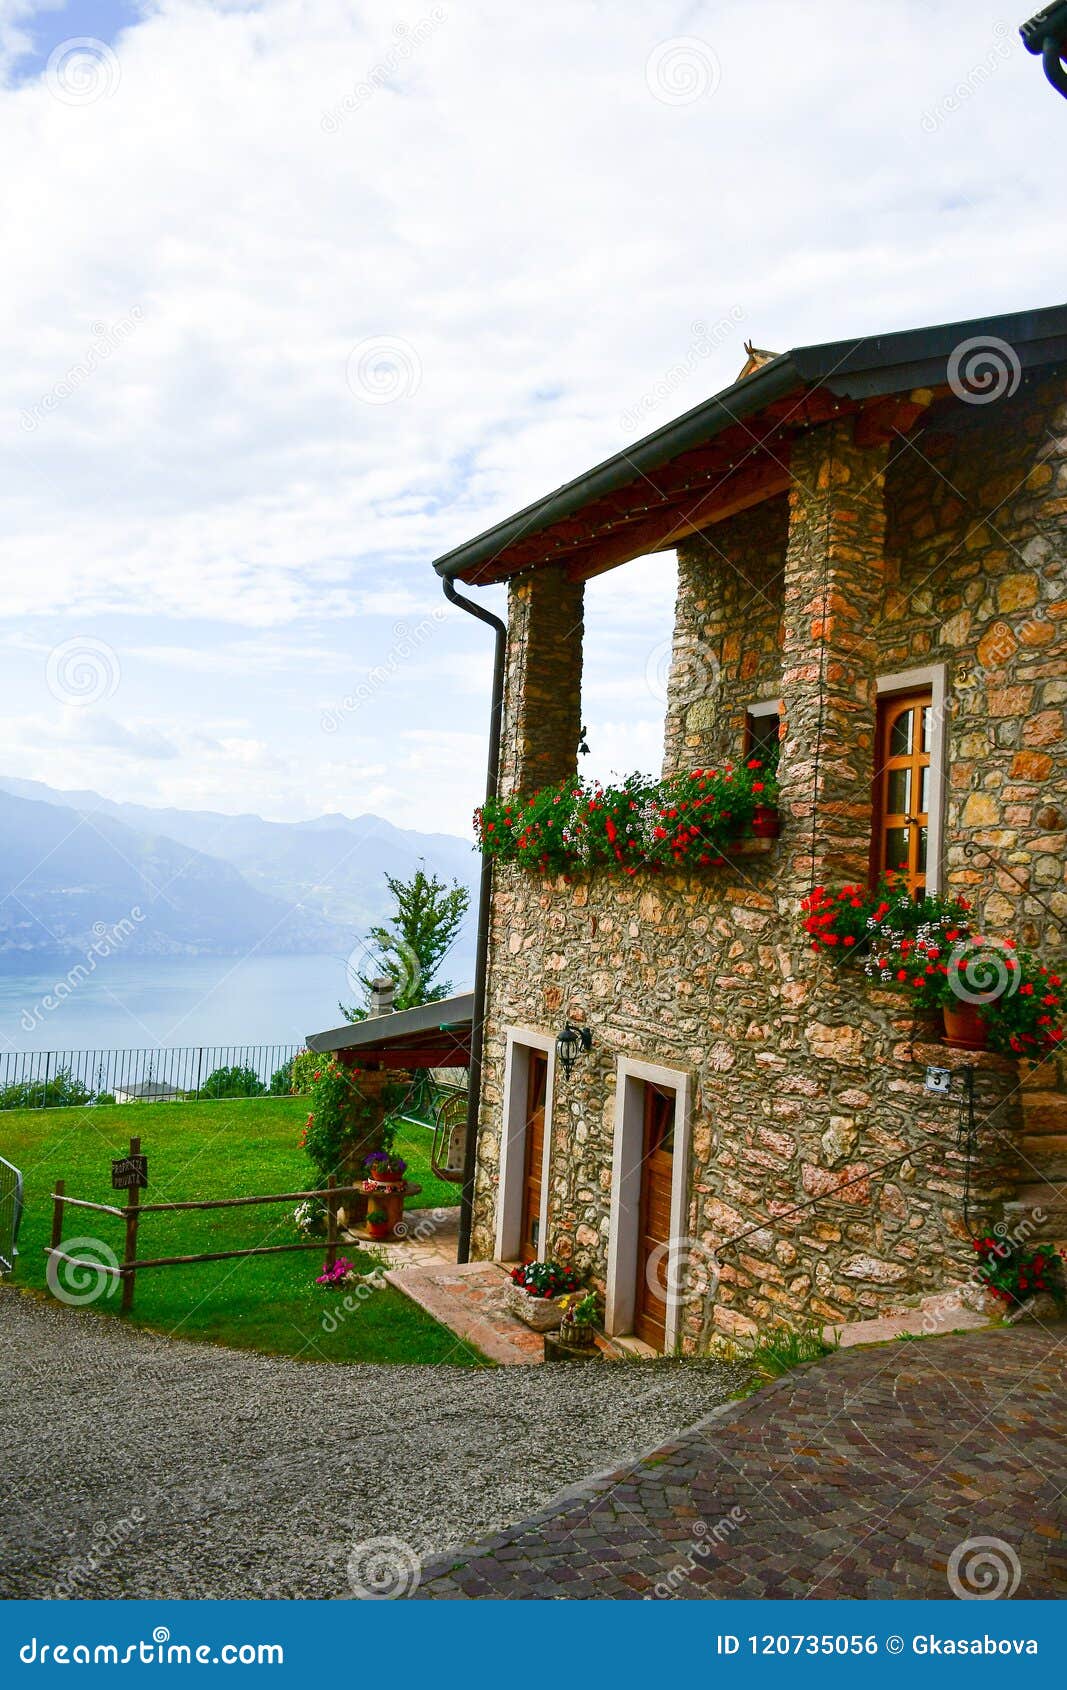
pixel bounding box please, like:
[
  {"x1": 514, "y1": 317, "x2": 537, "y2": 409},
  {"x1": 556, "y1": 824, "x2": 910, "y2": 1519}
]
[
  {"x1": 432, "y1": 301, "x2": 1067, "y2": 586},
  {"x1": 306, "y1": 992, "x2": 473, "y2": 1068}
]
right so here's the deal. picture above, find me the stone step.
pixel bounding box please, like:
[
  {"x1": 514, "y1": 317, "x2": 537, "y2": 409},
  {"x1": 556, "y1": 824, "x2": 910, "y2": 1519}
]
[
  {"x1": 1020, "y1": 1056, "x2": 1065, "y2": 1092},
  {"x1": 1010, "y1": 1181, "x2": 1067, "y2": 1207},
  {"x1": 1021, "y1": 1092, "x2": 1067, "y2": 1133},
  {"x1": 1021, "y1": 1137, "x2": 1067, "y2": 1170}
]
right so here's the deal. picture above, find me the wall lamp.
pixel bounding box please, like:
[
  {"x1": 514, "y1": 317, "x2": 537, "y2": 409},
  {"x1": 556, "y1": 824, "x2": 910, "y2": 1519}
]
[
  {"x1": 1021, "y1": 5, "x2": 1067, "y2": 100},
  {"x1": 556, "y1": 1022, "x2": 593, "y2": 1080}
]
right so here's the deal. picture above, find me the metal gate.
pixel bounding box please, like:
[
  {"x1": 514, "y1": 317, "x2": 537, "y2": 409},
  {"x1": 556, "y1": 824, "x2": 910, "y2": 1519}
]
[{"x1": 0, "y1": 1156, "x2": 23, "y2": 1275}]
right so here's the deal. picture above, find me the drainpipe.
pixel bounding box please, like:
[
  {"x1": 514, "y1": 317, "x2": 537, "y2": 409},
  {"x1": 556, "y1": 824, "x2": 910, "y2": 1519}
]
[
  {"x1": 1021, "y1": 5, "x2": 1067, "y2": 98},
  {"x1": 441, "y1": 574, "x2": 507, "y2": 1263}
]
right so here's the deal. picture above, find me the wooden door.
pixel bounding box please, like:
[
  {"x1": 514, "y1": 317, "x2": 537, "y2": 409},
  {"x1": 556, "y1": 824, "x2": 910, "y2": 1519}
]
[
  {"x1": 520, "y1": 1051, "x2": 548, "y2": 1263},
  {"x1": 634, "y1": 1082, "x2": 676, "y2": 1350},
  {"x1": 871, "y1": 689, "x2": 933, "y2": 897}
]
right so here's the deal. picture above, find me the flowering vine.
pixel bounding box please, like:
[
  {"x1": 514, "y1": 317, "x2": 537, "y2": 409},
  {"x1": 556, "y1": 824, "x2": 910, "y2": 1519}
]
[{"x1": 475, "y1": 761, "x2": 776, "y2": 876}]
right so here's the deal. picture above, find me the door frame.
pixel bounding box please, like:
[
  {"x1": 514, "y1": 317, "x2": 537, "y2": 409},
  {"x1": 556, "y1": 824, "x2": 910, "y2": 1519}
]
[
  {"x1": 496, "y1": 1027, "x2": 557, "y2": 1263},
  {"x1": 605, "y1": 1056, "x2": 693, "y2": 1352}
]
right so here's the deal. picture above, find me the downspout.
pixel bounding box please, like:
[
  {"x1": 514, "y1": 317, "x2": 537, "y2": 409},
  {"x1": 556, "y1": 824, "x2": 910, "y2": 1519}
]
[{"x1": 441, "y1": 574, "x2": 507, "y2": 1263}]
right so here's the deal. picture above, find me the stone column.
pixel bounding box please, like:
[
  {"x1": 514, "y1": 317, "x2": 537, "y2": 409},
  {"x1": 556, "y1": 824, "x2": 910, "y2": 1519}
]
[
  {"x1": 336, "y1": 1061, "x2": 408, "y2": 1226},
  {"x1": 498, "y1": 566, "x2": 585, "y2": 796},
  {"x1": 779, "y1": 421, "x2": 889, "y2": 891}
]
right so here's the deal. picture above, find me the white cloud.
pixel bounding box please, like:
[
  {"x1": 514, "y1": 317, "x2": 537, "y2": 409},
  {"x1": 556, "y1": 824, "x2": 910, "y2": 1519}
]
[{"x1": 0, "y1": 0, "x2": 1059, "y2": 837}]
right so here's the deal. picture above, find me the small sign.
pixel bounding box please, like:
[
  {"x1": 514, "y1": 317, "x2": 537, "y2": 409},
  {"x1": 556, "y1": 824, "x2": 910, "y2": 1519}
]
[{"x1": 112, "y1": 1155, "x2": 148, "y2": 1190}]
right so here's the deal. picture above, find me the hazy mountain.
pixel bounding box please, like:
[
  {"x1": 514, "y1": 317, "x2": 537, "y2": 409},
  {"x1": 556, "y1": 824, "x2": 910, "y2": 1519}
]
[{"x1": 0, "y1": 779, "x2": 477, "y2": 971}]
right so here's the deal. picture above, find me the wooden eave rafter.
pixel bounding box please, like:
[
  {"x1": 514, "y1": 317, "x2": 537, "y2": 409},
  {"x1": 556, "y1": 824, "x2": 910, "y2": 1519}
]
[{"x1": 465, "y1": 384, "x2": 938, "y2": 587}]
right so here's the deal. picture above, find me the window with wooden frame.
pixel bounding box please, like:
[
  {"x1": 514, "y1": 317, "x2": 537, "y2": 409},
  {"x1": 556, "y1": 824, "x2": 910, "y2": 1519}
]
[
  {"x1": 745, "y1": 700, "x2": 781, "y2": 772},
  {"x1": 871, "y1": 688, "x2": 933, "y2": 897}
]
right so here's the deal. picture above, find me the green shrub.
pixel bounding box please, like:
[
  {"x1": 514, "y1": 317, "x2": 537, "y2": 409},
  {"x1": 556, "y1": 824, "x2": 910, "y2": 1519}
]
[{"x1": 200, "y1": 1064, "x2": 266, "y2": 1100}]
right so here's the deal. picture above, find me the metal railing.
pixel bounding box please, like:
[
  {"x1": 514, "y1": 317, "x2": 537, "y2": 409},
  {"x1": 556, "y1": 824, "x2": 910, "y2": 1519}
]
[
  {"x1": 0, "y1": 1044, "x2": 305, "y2": 1110},
  {"x1": 0, "y1": 1156, "x2": 23, "y2": 1273}
]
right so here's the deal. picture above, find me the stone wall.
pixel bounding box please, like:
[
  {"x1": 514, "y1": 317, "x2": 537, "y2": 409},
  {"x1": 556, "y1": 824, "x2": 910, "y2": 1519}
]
[
  {"x1": 472, "y1": 861, "x2": 1022, "y2": 1342},
  {"x1": 881, "y1": 369, "x2": 1067, "y2": 951},
  {"x1": 471, "y1": 372, "x2": 1067, "y2": 1345}
]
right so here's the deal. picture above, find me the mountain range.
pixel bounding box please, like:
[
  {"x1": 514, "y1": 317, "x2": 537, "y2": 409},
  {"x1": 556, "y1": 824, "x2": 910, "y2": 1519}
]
[{"x1": 0, "y1": 776, "x2": 477, "y2": 971}]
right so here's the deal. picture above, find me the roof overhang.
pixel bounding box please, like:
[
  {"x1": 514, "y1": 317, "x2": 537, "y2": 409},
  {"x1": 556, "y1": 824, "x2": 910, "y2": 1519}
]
[
  {"x1": 306, "y1": 992, "x2": 473, "y2": 1069},
  {"x1": 432, "y1": 302, "x2": 1067, "y2": 587}
]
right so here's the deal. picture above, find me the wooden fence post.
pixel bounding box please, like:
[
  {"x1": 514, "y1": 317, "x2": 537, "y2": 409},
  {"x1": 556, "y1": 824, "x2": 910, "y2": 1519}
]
[
  {"x1": 49, "y1": 1178, "x2": 65, "y2": 1264},
  {"x1": 325, "y1": 1175, "x2": 338, "y2": 1271},
  {"x1": 120, "y1": 1137, "x2": 142, "y2": 1314}
]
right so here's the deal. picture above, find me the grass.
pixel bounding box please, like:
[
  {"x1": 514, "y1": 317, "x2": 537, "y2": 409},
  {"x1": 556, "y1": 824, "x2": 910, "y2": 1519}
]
[
  {"x1": 0, "y1": 1095, "x2": 482, "y2": 1367},
  {"x1": 744, "y1": 1322, "x2": 840, "y2": 1380}
]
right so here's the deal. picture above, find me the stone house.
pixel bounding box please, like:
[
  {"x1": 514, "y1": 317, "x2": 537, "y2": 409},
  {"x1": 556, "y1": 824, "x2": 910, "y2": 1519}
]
[{"x1": 429, "y1": 302, "x2": 1067, "y2": 1351}]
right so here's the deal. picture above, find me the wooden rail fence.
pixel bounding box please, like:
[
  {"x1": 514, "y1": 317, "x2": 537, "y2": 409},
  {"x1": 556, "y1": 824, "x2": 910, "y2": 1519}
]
[{"x1": 45, "y1": 1136, "x2": 356, "y2": 1313}]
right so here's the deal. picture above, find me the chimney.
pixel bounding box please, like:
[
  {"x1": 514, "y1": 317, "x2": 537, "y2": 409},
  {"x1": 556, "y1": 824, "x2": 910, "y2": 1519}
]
[{"x1": 369, "y1": 977, "x2": 395, "y2": 1017}]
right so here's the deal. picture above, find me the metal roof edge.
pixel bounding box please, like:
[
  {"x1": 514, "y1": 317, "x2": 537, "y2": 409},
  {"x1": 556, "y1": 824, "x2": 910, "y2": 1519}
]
[
  {"x1": 306, "y1": 991, "x2": 475, "y2": 1054},
  {"x1": 432, "y1": 301, "x2": 1067, "y2": 583}
]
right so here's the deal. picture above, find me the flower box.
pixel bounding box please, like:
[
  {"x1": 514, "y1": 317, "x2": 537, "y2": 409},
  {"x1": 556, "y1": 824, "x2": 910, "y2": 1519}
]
[{"x1": 505, "y1": 1285, "x2": 569, "y2": 1331}]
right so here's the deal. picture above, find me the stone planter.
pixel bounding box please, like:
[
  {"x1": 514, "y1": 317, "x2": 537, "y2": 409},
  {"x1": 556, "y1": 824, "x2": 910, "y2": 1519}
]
[
  {"x1": 942, "y1": 1002, "x2": 989, "y2": 1050},
  {"x1": 506, "y1": 1285, "x2": 567, "y2": 1331}
]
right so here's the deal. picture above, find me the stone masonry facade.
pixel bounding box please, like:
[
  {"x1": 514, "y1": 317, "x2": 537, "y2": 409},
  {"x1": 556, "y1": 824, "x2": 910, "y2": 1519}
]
[{"x1": 471, "y1": 371, "x2": 1067, "y2": 1344}]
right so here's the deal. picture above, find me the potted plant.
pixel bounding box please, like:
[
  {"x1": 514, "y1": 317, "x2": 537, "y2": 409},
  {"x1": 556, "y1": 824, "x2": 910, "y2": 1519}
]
[
  {"x1": 973, "y1": 1236, "x2": 1065, "y2": 1315},
  {"x1": 747, "y1": 752, "x2": 780, "y2": 838},
  {"x1": 506, "y1": 1260, "x2": 582, "y2": 1330},
  {"x1": 557, "y1": 1289, "x2": 599, "y2": 1348},
  {"x1": 366, "y1": 1207, "x2": 391, "y2": 1242},
  {"x1": 364, "y1": 1150, "x2": 407, "y2": 1187}
]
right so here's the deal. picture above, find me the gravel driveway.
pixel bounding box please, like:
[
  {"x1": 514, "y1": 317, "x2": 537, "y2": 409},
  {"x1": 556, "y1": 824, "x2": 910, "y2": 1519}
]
[{"x1": 0, "y1": 1289, "x2": 746, "y2": 1600}]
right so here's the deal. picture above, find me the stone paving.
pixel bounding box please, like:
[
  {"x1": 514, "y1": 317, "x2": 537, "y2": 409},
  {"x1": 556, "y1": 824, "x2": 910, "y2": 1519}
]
[
  {"x1": 412, "y1": 1326, "x2": 1067, "y2": 1599},
  {"x1": 384, "y1": 1260, "x2": 547, "y2": 1365}
]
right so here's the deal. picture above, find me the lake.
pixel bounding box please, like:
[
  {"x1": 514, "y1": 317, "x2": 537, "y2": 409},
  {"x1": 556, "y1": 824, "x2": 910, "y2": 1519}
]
[{"x1": 0, "y1": 954, "x2": 363, "y2": 1059}]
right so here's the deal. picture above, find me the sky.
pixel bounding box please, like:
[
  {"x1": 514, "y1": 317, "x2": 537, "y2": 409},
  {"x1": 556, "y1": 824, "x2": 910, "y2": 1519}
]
[{"x1": 0, "y1": 0, "x2": 1062, "y2": 839}]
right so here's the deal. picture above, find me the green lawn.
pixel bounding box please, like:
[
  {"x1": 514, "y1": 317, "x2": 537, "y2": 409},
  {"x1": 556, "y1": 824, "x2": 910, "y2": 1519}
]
[{"x1": 1, "y1": 1096, "x2": 479, "y2": 1366}]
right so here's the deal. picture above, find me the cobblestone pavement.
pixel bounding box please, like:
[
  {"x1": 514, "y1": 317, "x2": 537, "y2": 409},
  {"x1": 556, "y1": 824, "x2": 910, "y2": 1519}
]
[{"x1": 413, "y1": 1327, "x2": 1067, "y2": 1600}]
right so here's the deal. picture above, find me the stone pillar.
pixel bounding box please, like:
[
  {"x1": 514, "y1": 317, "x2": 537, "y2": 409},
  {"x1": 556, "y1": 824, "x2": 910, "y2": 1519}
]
[
  {"x1": 661, "y1": 500, "x2": 789, "y2": 778},
  {"x1": 336, "y1": 1061, "x2": 407, "y2": 1225},
  {"x1": 498, "y1": 566, "x2": 585, "y2": 797},
  {"x1": 779, "y1": 421, "x2": 889, "y2": 891}
]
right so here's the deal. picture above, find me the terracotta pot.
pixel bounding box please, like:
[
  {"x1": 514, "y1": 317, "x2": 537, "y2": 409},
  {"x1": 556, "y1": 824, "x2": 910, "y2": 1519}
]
[
  {"x1": 751, "y1": 805, "x2": 780, "y2": 839},
  {"x1": 942, "y1": 1001, "x2": 989, "y2": 1050},
  {"x1": 366, "y1": 1219, "x2": 391, "y2": 1241}
]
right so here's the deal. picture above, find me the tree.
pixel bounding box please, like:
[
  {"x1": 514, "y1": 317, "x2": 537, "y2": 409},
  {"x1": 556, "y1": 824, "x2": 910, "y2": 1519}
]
[
  {"x1": 200, "y1": 1064, "x2": 265, "y2": 1099},
  {"x1": 340, "y1": 862, "x2": 470, "y2": 1021}
]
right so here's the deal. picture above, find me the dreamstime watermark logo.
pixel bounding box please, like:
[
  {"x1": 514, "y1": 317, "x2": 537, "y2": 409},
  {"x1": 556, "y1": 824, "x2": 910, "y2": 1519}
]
[
  {"x1": 45, "y1": 37, "x2": 121, "y2": 106},
  {"x1": 645, "y1": 36, "x2": 721, "y2": 106},
  {"x1": 947, "y1": 1535, "x2": 1022, "y2": 1600},
  {"x1": 320, "y1": 1265, "x2": 389, "y2": 1334},
  {"x1": 345, "y1": 335, "x2": 422, "y2": 405},
  {"x1": 947, "y1": 336, "x2": 1021, "y2": 406},
  {"x1": 915, "y1": 1211, "x2": 1047, "y2": 1334},
  {"x1": 46, "y1": 1236, "x2": 121, "y2": 1306},
  {"x1": 647, "y1": 1510, "x2": 746, "y2": 1599},
  {"x1": 46, "y1": 636, "x2": 121, "y2": 706},
  {"x1": 344, "y1": 938, "x2": 422, "y2": 1007},
  {"x1": 321, "y1": 611, "x2": 444, "y2": 732},
  {"x1": 20, "y1": 910, "x2": 146, "y2": 1032},
  {"x1": 347, "y1": 1535, "x2": 422, "y2": 1599},
  {"x1": 620, "y1": 311, "x2": 745, "y2": 433},
  {"x1": 20, "y1": 308, "x2": 144, "y2": 432},
  {"x1": 321, "y1": 7, "x2": 448, "y2": 133},
  {"x1": 645, "y1": 639, "x2": 720, "y2": 707},
  {"x1": 920, "y1": 21, "x2": 1013, "y2": 133},
  {"x1": 54, "y1": 1509, "x2": 147, "y2": 1599},
  {"x1": 644, "y1": 1236, "x2": 720, "y2": 1310},
  {"x1": 946, "y1": 936, "x2": 1021, "y2": 1006}
]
